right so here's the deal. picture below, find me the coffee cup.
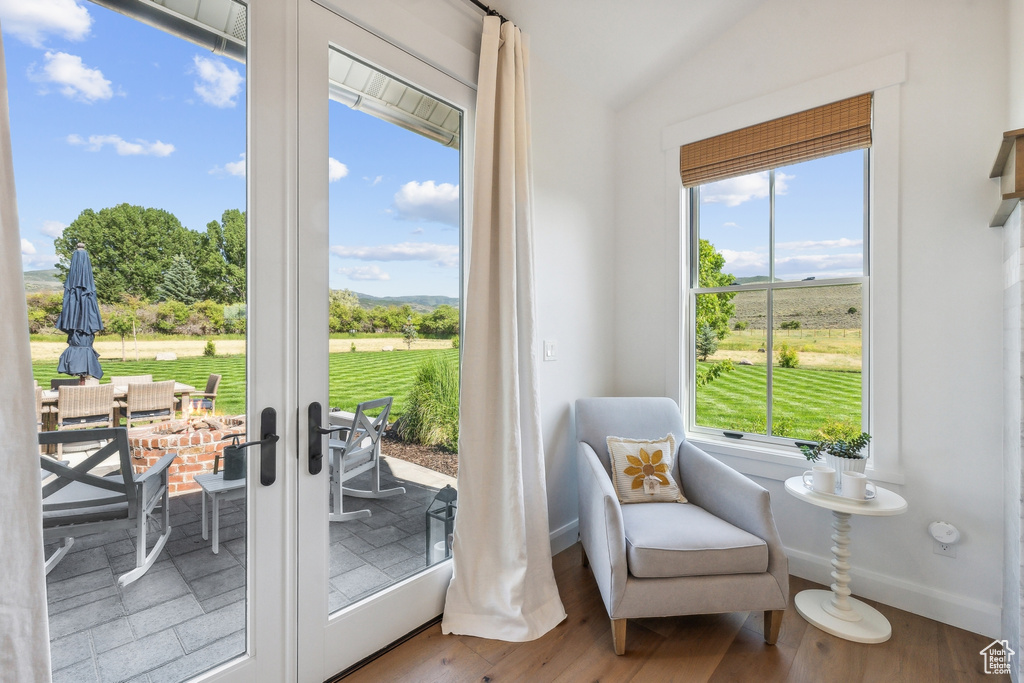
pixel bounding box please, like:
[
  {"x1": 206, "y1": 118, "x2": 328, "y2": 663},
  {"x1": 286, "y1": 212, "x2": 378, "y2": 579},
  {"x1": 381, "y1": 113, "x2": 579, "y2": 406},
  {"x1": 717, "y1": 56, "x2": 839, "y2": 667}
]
[
  {"x1": 802, "y1": 465, "x2": 837, "y2": 494},
  {"x1": 840, "y1": 471, "x2": 876, "y2": 500}
]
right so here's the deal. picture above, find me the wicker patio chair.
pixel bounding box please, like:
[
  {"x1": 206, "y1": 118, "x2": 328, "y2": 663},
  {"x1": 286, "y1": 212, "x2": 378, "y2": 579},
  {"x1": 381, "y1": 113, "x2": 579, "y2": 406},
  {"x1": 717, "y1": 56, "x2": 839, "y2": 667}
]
[
  {"x1": 55, "y1": 384, "x2": 117, "y2": 457},
  {"x1": 109, "y1": 374, "x2": 153, "y2": 410},
  {"x1": 179, "y1": 373, "x2": 221, "y2": 413},
  {"x1": 119, "y1": 380, "x2": 176, "y2": 428}
]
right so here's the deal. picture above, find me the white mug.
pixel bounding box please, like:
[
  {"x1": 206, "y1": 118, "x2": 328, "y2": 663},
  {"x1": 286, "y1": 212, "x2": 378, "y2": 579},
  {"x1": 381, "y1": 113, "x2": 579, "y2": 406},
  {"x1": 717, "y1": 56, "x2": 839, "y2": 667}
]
[
  {"x1": 840, "y1": 471, "x2": 876, "y2": 500},
  {"x1": 802, "y1": 465, "x2": 836, "y2": 494}
]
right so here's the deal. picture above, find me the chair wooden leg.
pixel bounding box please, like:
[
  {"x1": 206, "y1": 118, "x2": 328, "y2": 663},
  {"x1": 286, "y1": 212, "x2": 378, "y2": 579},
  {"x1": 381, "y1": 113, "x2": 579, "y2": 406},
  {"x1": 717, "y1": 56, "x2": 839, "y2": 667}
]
[
  {"x1": 581, "y1": 546, "x2": 589, "y2": 567},
  {"x1": 764, "y1": 609, "x2": 784, "y2": 645},
  {"x1": 612, "y1": 618, "x2": 626, "y2": 655}
]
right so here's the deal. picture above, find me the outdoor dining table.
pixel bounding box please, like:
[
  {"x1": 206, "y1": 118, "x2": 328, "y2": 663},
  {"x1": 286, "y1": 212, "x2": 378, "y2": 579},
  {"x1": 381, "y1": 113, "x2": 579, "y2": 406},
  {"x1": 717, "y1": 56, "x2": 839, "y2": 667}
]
[{"x1": 40, "y1": 381, "x2": 198, "y2": 425}]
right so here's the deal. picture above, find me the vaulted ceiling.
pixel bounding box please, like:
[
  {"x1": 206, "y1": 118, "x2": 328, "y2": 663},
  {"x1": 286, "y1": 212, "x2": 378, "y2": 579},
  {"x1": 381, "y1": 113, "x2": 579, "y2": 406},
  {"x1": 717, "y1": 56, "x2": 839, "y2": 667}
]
[{"x1": 490, "y1": 0, "x2": 768, "y2": 109}]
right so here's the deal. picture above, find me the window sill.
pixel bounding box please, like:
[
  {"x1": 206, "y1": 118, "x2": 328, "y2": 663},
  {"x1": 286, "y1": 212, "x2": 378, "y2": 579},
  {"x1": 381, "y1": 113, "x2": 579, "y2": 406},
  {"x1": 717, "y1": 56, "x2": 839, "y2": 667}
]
[{"x1": 687, "y1": 435, "x2": 906, "y2": 486}]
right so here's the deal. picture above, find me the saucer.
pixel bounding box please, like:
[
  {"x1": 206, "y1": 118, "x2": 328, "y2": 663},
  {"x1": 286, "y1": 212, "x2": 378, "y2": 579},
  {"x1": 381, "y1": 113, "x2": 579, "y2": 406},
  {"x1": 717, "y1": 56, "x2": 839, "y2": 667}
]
[{"x1": 803, "y1": 481, "x2": 876, "y2": 503}]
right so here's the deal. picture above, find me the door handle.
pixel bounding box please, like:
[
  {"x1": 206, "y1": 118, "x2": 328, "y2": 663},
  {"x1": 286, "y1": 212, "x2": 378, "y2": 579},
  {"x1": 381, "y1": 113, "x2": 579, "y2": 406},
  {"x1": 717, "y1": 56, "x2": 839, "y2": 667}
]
[
  {"x1": 226, "y1": 407, "x2": 279, "y2": 485},
  {"x1": 307, "y1": 402, "x2": 347, "y2": 475}
]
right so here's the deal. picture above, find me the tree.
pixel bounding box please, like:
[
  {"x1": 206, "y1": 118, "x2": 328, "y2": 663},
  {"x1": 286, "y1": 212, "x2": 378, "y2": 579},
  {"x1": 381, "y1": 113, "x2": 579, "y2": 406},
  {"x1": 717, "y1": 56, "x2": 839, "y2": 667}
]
[
  {"x1": 201, "y1": 209, "x2": 246, "y2": 303},
  {"x1": 696, "y1": 239, "x2": 736, "y2": 339},
  {"x1": 695, "y1": 323, "x2": 719, "y2": 361},
  {"x1": 55, "y1": 204, "x2": 200, "y2": 303},
  {"x1": 776, "y1": 343, "x2": 799, "y2": 368},
  {"x1": 402, "y1": 317, "x2": 419, "y2": 349},
  {"x1": 419, "y1": 304, "x2": 459, "y2": 336},
  {"x1": 159, "y1": 255, "x2": 201, "y2": 304},
  {"x1": 105, "y1": 309, "x2": 137, "y2": 361}
]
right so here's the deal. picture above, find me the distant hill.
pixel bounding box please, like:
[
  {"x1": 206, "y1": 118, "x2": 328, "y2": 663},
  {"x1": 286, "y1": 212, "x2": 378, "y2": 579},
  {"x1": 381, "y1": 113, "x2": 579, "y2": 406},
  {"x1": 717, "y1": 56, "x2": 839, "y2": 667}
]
[
  {"x1": 734, "y1": 275, "x2": 770, "y2": 285},
  {"x1": 23, "y1": 269, "x2": 63, "y2": 293},
  {"x1": 344, "y1": 291, "x2": 459, "y2": 313}
]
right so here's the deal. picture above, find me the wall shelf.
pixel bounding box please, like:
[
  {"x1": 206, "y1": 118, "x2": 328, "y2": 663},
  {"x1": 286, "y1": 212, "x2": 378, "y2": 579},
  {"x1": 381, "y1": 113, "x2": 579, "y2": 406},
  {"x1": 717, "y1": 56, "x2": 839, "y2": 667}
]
[{"x1": 990, "y1": 128, "x2": 1024, "y2": 227}]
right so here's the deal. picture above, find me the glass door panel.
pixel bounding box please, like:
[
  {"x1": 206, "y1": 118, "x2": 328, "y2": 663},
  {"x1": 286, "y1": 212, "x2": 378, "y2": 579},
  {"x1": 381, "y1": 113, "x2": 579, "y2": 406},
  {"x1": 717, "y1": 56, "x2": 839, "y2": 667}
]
[{"x1": 297, "y1": 2, "x2": 473, "y2": 679}]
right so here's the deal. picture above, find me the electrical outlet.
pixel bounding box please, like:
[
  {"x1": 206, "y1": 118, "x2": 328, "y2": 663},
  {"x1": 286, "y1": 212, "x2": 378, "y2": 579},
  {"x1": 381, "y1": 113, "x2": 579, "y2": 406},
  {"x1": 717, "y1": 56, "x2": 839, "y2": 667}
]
[{"x1": 934, "y1": 540, "x2": 956, "y2": 558}]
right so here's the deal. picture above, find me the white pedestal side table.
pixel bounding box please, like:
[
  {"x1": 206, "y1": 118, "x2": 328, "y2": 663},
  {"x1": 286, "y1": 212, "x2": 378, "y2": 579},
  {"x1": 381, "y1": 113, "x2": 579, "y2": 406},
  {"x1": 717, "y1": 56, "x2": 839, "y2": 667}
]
[
  {"x1": 784, "y1": 475, "x2": 907, "y2": 643},
  {"x1": 196, "y1": 472, "x2": 246, "y2": 554}
]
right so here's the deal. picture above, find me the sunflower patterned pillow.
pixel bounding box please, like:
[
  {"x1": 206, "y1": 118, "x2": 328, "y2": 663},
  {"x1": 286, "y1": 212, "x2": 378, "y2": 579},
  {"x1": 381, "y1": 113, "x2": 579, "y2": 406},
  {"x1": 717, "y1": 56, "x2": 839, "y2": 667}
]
[{"x1": 606, "y1": 433, "x2": 687, "y2": 504}]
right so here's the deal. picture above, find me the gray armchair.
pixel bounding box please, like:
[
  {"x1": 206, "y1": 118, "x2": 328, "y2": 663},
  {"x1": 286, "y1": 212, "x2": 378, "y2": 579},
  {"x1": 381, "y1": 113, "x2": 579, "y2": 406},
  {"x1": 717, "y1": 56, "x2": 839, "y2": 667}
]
[{"x1": 575, "y1": 397, "x2": 788, "y2": 654}]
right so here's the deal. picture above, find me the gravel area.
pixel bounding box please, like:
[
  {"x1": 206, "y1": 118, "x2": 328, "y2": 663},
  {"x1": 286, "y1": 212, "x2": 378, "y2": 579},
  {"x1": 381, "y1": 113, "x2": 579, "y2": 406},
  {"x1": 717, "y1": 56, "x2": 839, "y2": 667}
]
[{"x1": 381, "y1": 432, "x2": 459, "y2": 478}]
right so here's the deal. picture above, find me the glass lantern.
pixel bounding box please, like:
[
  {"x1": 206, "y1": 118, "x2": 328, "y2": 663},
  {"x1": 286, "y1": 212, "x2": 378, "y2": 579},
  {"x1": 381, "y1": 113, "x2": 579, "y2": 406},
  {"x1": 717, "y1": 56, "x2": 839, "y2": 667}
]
[{"x1": 425, "y1": 484, "x2": 457, "y2": 565}]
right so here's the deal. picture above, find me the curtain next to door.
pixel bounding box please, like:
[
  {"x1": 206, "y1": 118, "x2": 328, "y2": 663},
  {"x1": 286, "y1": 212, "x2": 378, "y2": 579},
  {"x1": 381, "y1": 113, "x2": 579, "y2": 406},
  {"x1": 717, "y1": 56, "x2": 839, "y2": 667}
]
[
  {"x1": 0, "y1": 24, "x2": 53, "y2": 682},
  {"x1": 441, "y1": 16, "x2": 566, "y2": 641}
]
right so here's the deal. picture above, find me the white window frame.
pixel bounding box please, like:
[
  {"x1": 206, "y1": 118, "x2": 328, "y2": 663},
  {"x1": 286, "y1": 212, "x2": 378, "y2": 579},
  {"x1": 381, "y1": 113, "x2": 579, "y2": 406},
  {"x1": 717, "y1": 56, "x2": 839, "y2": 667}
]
[
  {"x1": 687, "y1": 156, "x2": 870, "y2": 448},
  {"x1": 661, "y1": 53, "x2": 906, "y2": 484}
]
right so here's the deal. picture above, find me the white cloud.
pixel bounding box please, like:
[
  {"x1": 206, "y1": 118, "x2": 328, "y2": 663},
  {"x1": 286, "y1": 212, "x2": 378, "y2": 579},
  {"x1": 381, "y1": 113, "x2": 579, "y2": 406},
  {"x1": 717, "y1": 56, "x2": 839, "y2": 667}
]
[
  {"x1": 330, "y1": 241, "x2": 458, "y2": 268},
  {"x1": 393, "y1": 181, "x2": 459, "y2": 227},
  {"x1": 21, "y1": 239, "x2": 36, "y2": 255},
  {"x1": 38, "y1": 220, "x2": 66, "y2": 238},
  {"x1": 368, "y1": 175, "x2": 383, "y2": 186},
  {"x1": 723, "y1": 222, "x2": 738, "y2": 228},
  {"x1": 337, "y1": 265, "x2": 391, "y2": 281},
  {"x1": 20, "y1": 239, "x2": 57, "y2": 269},
  {"x1": 0, "y1": 0, "x2": 92, "y2": 47},
  {"x1": 775, "y1": 253, "x2": 863, "y2": 279},
  {"x1": 701, "y1": 172, "x2": 792, "y2": 207},
  {"x1": 329, "y1": 158, "x2": 349, "y2": 182},
  {"x1": 211, "y1": 153, "x2": 246, "y2": 177},
  {"x1": 68, "y1": 134, "x2": 174, "y2": 156},
  {"x1": 411, "y1": 227, "x2": 424, "y2": 235},
  {"x1": 192, "y1": 55, "x2": 243, "y2": 108},
  {"x1": 720, "y1": 249, "x2": 768, "y2": 274},
  {"x1": 33, "y1": 51, "x2": 112, "y2": 102},
  {"x1": 776, "y1": 238, "x2": 862, "y2": 251}
]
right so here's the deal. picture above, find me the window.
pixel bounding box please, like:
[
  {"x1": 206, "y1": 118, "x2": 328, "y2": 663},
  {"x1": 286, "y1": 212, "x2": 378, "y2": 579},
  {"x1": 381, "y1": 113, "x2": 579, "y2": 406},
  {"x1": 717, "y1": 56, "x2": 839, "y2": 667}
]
[{"x1": 684, "y1": 97, "x2": 870, "y2": 446}]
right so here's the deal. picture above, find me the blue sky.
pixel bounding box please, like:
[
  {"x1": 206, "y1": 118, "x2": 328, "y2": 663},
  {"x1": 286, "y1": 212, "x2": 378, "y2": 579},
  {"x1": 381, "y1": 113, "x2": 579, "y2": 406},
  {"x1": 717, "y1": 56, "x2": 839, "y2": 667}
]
[
  {"x1": 698, "y1": 150, "x2": 866, "y2": 282},
  {"x1": 4, "y1": 0, "x2": 461, "y2": 298}
]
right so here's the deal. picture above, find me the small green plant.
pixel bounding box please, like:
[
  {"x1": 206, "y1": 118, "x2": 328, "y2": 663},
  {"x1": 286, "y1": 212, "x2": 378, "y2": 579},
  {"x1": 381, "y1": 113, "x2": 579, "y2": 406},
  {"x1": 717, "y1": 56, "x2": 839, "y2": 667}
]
[
  {"x1": 696, "y1": 359, "x2": 734, "y2": 387},
  {"x1": 848, "y1": 306, "x2": 858, "y2": 314},
  {"x1": 798, "y1": 430, "x2": 872, "y2": 462},
  {"x1": 451, "y1": 334, "x2": 459, "y2": 349},
  {"x1": 350, "y1": 342, "x2": 357, "y2": 352},
  {"x1": 695, "y1": 323, "x2": 719, "y2": 361},
  {"x1": 395, "y1": 354, "x2": 459, "y2": 451},
  {"x1": 776, "y1": 343, "x2": 798, "y2": 368},
  {"x1": 203, "y1": 340, "x2": 216, "y2": 357},
  {"x1": 780, "y1": 320, "x2": 801, "y2": 330},
  {"x1": 733, "y1": 321, "x2": 748, "y2": 331}
]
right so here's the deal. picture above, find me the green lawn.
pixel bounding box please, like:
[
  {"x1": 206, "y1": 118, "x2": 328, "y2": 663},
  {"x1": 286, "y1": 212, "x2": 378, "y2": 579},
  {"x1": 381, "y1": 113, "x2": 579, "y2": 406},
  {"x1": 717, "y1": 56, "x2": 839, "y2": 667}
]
[
  {"x1": 32, "y1": 348, "x2": 460, "y2": 420},
  {"x1": 696, "y1": 363, "x2": 862, "y2": 439}
]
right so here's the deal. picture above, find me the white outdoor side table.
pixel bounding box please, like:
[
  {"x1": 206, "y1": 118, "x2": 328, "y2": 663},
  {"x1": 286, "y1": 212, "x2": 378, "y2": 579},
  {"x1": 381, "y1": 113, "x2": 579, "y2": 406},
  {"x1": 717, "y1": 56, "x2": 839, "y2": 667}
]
[
  {"x1": 195, "y1": 472, "x2": 246, "y2": 554},
  {"x1": 784, "y1": 475, "x2": 907, "y2": 643}
]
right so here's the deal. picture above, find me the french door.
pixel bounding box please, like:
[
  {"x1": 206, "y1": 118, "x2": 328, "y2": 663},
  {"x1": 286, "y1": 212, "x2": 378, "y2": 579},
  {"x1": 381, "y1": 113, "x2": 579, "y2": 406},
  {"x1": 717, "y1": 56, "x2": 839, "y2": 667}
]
[{"x1": 295, "y1": 2, "x2": 472, "y2": 679}]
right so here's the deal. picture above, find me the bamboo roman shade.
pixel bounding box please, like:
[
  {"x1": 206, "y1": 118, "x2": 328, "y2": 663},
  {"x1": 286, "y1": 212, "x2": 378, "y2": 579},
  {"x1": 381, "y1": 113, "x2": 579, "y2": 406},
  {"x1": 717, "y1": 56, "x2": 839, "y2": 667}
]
[{"x1": 679, "y1": 93, "x2": 872, "y2": 187}]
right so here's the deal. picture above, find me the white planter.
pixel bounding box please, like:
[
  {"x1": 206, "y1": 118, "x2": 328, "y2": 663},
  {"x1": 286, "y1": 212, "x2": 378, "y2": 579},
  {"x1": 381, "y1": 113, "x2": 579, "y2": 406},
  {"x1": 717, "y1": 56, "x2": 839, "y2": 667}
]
[{"x1": 825, "y1": 453, "x2": 867, "y2": 476}]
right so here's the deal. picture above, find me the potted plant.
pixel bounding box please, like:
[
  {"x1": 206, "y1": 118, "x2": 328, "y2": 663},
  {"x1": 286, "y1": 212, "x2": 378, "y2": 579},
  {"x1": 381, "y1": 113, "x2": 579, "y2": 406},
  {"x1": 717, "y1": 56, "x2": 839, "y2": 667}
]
[{"x1": 799, "y1": 420, "x2": 871, "y2": 475}]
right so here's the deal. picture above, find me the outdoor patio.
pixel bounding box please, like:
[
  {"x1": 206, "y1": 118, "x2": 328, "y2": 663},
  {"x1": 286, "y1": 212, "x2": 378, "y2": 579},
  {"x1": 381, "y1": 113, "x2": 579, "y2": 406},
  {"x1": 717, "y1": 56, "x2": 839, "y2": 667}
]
[{"x1": 45, "y1": 459, "x2": 455, "y2": 683}]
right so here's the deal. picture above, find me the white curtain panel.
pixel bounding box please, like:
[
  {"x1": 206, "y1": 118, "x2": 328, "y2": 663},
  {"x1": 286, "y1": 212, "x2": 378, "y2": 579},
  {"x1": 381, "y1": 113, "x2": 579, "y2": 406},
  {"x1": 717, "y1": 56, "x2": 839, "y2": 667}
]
[
  {"x1": 0, "y1": 24, "x2": 53, "y2": 682},
  {"x1": 442, "y1": 16, "x2": 566, "y2": 641}
]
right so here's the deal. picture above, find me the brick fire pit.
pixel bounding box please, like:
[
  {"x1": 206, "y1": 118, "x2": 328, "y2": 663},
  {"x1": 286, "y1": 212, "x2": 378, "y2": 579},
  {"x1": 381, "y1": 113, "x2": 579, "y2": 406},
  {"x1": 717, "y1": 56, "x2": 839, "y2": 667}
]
[{"x1": 128, "y1": 416, "x2": 246, "y2": 494}]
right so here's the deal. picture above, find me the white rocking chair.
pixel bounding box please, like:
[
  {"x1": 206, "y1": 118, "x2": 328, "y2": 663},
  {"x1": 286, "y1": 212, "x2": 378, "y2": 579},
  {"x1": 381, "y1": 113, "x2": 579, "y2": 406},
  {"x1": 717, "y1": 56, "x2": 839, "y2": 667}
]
[
  {"x1": 328, "y1": 397, "x2": 405, "y2": 522},
  {"x1": 40, "y1": 428, "x2": 176, "y2": 587}
]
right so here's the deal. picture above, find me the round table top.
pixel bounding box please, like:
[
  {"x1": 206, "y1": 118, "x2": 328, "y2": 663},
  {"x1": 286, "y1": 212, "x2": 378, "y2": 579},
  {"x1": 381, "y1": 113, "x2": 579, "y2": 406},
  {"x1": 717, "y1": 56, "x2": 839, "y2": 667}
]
[{"x1": 784, "y1": 476, "x2": 907, "y2": 516}]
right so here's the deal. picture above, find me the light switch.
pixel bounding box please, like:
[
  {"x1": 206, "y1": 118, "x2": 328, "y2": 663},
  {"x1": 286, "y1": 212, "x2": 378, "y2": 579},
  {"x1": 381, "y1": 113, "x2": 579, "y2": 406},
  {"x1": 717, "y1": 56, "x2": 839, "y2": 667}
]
[{"x1": 544, "y1": 340, "x2": 557, "y2": 361}]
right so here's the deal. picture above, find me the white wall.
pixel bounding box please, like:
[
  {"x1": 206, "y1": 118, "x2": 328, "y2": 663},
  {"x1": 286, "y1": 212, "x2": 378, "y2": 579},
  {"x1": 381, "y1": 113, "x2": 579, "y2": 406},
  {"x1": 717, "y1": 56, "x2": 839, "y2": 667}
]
[
  {"x1": 320, "y1": 0, "x2": 617, "y2": 545},
  {"x1": 614, "y1": 0, "x2": 1007, "y2": 636}
]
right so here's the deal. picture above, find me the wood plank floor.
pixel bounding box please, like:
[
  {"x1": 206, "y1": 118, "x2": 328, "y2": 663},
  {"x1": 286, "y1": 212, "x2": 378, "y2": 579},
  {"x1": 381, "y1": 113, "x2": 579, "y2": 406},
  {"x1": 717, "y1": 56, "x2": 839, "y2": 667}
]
[{"x1": 339, "y1": 544, "x2": 1009, "y2": 682}]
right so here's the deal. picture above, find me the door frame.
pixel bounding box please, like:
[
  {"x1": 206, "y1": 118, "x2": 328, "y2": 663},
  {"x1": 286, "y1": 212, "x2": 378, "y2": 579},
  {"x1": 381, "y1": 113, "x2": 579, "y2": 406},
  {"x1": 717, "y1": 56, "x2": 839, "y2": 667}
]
[{"x1": 295, "y1": 1, "x2": 474, "y2": 679}]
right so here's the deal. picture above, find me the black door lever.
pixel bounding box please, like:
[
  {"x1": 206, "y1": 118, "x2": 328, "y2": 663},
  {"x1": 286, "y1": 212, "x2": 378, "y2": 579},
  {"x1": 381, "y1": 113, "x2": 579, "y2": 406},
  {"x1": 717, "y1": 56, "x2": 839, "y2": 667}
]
[{"x1": 308, "y1": 402, "x2": 346, "y2": 475}]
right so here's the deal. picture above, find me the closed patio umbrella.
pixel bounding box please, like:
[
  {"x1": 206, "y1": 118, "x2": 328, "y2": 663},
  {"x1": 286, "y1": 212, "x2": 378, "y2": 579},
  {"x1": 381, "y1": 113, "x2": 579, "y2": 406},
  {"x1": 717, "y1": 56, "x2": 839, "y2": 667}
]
[{"x1": 56, "y1": 242, "x2": 104, "y2": 381}]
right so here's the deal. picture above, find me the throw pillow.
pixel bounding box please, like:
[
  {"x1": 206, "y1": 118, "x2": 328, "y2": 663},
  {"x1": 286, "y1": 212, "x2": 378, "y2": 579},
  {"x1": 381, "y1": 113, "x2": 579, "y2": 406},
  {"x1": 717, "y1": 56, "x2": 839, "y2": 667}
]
[{"x1": 606, "y1": 433, "x2": 687, "y2": 504}]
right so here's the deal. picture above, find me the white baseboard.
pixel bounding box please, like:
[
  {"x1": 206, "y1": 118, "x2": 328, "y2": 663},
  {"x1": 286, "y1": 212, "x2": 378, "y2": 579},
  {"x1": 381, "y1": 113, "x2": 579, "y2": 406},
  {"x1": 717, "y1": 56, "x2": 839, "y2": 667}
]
[
  {"x1": 549, "y1": 519, "x2": 579, "y2": 557},
  {"x1": 787, "y1": 547, "x2": 1002, "y2": 639}
]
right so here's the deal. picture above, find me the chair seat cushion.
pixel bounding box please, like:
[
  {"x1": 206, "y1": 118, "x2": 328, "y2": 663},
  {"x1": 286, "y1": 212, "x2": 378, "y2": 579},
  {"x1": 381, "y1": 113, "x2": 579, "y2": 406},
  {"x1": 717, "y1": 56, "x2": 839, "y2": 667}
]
[{"x1": 621, "y1": 502, "x2": 768, "y2": 578}]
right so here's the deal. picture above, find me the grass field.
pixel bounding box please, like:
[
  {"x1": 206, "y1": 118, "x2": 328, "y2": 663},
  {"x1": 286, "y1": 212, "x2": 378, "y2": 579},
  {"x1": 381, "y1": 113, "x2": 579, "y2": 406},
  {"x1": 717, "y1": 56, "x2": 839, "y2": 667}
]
[
  {"x1": 33, "y1": 348, "x2": 460, "y2": 420},
  {"x1": 696, "y1": 363, "x2": 861, "y2": 439}
]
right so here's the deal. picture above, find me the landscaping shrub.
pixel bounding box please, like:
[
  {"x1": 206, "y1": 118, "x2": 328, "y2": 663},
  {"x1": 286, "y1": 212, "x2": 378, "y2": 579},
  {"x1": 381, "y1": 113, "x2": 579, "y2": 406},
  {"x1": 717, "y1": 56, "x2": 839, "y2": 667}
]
[
  {"x1": 695, "y1": 323, "x2": 719, "y2": 361},
  {"x1": 733, "y1": 321, "x2": 748, "y2": 331},
  {"x1": 780, "y1": 320, "x2": 801, "y2": 330},
  {"x1": 204, "y1": 340, "x2": 216, "y2": 356},
  {"x1": 154, "y1": 301, "x2": 190, "y2": 333},
  {"x1": 777, "y1": 343, "x2": 799, "y2": 368},
  {"x1": 395, "y1": 354, "x2": 459, "y2": 451}
]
